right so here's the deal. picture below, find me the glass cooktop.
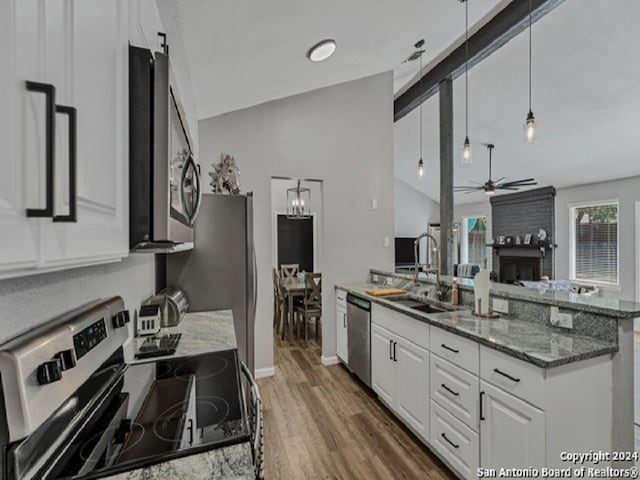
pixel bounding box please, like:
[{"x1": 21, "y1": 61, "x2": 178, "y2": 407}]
[{"x1": 10, "y1": 349, "x2": 250, "y2": 480}]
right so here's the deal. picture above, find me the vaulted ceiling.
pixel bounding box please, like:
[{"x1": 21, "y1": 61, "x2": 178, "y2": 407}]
[
  {"x1": 394, "y1": 0, "x2": 640, "y2": 204},
  {"x1": 174, "y1": 0, "x2": 505, "y2": 119}
]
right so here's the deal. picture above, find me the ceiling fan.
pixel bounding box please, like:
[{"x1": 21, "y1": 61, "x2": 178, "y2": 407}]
[{"x1": 454, "y1": 143, "x2": 537, "y2": 195}]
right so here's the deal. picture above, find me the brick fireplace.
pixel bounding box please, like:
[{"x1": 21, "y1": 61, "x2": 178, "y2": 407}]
[{"x1": 490, "y1": 186, "x2": 556, "y2": 283}]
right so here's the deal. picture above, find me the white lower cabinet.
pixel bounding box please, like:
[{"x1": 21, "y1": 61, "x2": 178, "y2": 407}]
[
  {"x1": 336, "y1": 290, "x2": 348, "y2": 363},
  {"x1": 371, "y1": 321, "x2": 429, "y2": 441},
  {"x1": 430, "y1": 400, "x2": 479, "y2": 480},
  {"x1": 367, "y1": 303, "x2": 612, "y2": 480},
  {"x1": 480, "y1": 380, "x2": 545, "y2": 471},
  {"x1": 430, "y1": 354, "x2": 479, "y2": 431}
]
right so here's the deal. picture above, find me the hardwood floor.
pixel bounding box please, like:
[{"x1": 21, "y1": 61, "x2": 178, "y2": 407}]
[{"x1": 256, "y1": 334, "x2": 455, "y2": 480}]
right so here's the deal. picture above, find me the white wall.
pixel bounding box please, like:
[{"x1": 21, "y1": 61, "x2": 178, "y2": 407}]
[
  {"x1": 394, "y1": 178, "x2": 439, "y2": 236},
  {"x1": 198, "y1": 72, "x2": 395, "y2": 371},
  {"x1": 0, "y1": 255, "x2": 154, "y2": 344},
  {"x1": 556, "y1": 176, "x2": 640, "y2": 301},
  {"x1": 270, "y1": 178, "x2": 324, "y2": 273}
]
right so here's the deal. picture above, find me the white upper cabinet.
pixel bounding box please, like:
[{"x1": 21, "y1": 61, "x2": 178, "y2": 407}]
[{"x1": 0, "y1": 0, "x2": 129, "y2": 278}]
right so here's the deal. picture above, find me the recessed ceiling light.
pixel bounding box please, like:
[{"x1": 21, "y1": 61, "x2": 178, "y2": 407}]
[{"x1": 307, "y1": 39, "x2": 337, "y2": 62}]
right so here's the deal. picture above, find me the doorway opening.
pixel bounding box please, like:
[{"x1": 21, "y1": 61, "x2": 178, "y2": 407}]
[{"x1": 270, "y1": 177, "x2": 324, "y2": 360}]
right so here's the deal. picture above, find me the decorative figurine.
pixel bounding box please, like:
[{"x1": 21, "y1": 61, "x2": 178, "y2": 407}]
[{"x1": 209, "y1": 153, "x2": 241, "y2": 194}]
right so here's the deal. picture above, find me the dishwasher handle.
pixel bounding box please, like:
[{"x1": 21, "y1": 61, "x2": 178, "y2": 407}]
[{"x1": 346, "y1": 293, "x2": 371, "y2": 311}]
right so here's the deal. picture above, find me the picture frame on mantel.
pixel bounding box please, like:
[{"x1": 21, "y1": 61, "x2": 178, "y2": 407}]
[{"x1": 524, "y1": 233, "x2": 532, "y2": 245}]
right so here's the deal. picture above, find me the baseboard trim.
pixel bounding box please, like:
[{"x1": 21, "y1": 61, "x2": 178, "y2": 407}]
[
  {"x1": 321, "y1": 355, "x2": 340, "y2": 366},
  {"x1": 254, "y1": 366, "x2": 275, "y2": 379}
]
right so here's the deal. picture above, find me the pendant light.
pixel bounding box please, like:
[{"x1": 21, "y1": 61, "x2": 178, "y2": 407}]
[
  {"x1": 525, "y1": 0, "x2": 537, "y2": 143},
  {"x1": 286, "y1": 180, "x2": 311, "y2": 220},
  {"x1": 415, "y1": 39, "x2": 425, "y2": 179},
  {"x1": 461, "y1": 0, "x2": 472, "y2": 165}
]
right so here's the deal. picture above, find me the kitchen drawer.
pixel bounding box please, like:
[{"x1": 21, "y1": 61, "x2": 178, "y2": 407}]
[
  {"x1": 372, "y1": 303, "x2": 429, "y2": 350},
  {"x1": 430, "y1": 400, "x2": 479, "y2": 480},
  {"x1": 336, "y1": 289, "x2": 347, "y2": 309},
  {"x1": 480, "y1": 346, "x2": 545, "y2": 408},
  {"x1": 430, "y1": 327, "x2": 479, "y2": 375},
  {"x1": 430, "y1": 354, "x2": 479, "y2": 431}
]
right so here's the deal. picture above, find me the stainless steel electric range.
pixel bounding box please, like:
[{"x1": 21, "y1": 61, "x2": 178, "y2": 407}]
[{"x1": 0, "y1": 297, "x2": 253, "y2": 480}]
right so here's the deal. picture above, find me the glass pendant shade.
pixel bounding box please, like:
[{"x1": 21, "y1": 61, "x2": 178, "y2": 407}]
[
  {"x1": 287, "y1": 180, "x2": 311, "y2": 219},
  {"x1": 417, "y1": 158, "x2": 424, "y2": 178},
  {"x1": 462, "y1": 136, "x2": 472, "y2": 166},
  {"x1": 525, "y1": 110, "x2": 536, "y2": 143}
]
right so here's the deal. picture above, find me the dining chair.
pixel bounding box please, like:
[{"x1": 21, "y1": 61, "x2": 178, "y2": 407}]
[
  {"x1": 273, "y1": 269, "x2": 288, "y2": 339},
  {"x1": 280, "y1": 264, "x2": 299, "y2": 280},
  {"x1": 294, "y1": 272, "x2": 322, "y2": 343}
]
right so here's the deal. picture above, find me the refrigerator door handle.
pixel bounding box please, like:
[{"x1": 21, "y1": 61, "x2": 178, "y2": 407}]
[{"x1": 252, "y1": 247, "x2": 257, "y2": 320}]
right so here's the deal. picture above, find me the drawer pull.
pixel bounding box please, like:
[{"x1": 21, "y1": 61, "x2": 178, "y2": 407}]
[
  {"x1": 392, "y1": 341, "x2": 397, "y2": 362},
  {"x1": 480, "y1": 391, "x2": 485, "y2": 421},
  {"x1": 493, "y1": 368, "x2": 521, "y2": 383},
  {"x1": 441, "y1": 343, "x2": 459, "y2": 354},
  {"x1": 441, "y1": 384, "x2": 459, "y2": 396},
  {"x1": 441, "y1": 432, "x2": 459, "y2": 449},
  {"x1": 389, "y1": 339, "x2": 393, "y2": 360}
]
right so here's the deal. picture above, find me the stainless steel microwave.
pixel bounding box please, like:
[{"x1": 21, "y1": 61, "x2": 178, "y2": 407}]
[{"x1": 129, "y1": 45, "x2": 201, "y2": 253}]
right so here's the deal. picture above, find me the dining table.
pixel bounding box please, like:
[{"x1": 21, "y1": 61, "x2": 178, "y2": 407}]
[{"x1": 280, "y1": 276, "x2": 307, "y2": 342}]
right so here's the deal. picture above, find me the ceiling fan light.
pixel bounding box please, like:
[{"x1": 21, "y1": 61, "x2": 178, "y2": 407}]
[
  {"x1": 485, "y1": 188, "x2": 496, "y2": 196},
  {"x1": 417, "y1": 158, "x2": 424, "y2": 178},
  {"x1": 525, "y1": 110, "x2": 536, "y2": 143},
  {"x1": 462, "y1": 137, "x2": 472, "y2": 166}
]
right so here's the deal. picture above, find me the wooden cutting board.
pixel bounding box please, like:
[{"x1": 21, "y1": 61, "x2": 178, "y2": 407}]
[{"x1": 365, "y1": 288, "x2": 407, "y2": 297}]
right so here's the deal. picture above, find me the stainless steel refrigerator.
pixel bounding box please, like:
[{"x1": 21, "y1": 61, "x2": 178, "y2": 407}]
[{"x1": 166, "y1": 194, "x2": 256, "y2": 372}]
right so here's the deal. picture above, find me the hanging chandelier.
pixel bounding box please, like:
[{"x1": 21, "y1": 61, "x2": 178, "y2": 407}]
[{"x1": 287, "y1": 180, "x2": 311, "y2": 220}]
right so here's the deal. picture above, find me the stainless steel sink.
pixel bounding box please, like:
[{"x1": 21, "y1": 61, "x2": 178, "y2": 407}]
[{"x1": 384, "y1": 297, "x2": 450, "y2": 314}]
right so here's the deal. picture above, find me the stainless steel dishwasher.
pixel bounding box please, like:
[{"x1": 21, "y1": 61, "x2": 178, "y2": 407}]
[{"x1": 346, "y1": 293, "x2": 371, "y2": 387}]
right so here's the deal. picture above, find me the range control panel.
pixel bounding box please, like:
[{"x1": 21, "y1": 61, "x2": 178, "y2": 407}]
[{"x1": 73, "y1": 318, "x2": 108, "y2": 359}]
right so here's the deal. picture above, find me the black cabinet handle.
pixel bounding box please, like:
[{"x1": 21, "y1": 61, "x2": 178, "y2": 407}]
[
  {"x1": 393, "y1": 341, "x2": 397, "y2": 362},
  {"x1": 53, "y1": 105, "x2": 77, "y2": 222},
  {"x1": 441, "y1": 384, "x2": 459, "y2": 396},
  {"x1": 25, "y1": 81, "x2": 56, "y2": 218},
  {"x1": 187, "y1": 418, "x2": 194, "y2": 446},
  {"x1": 343, "y1": 313, "x2": 346, "y2": 328},
  {"x1": 389, "y1": 339, "x2": 393, "y2": 360},
  {"x1": 494, "y1": 368, "x2": 521, "y2": 383},
  {"x1": 441, "y1": 343, "x2": 459, "y2": 354},
  {"x1": 480, "y1": 391, "x2": 485, "y2": 421},
  {"x1": 441, "y1": 432, "x2": 459, "y2": 449}
]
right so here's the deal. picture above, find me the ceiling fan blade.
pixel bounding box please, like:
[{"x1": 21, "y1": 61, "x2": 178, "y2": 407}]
[
  {"x1": 469, "y1": 180, "x2": 484, "y2": 186},
  {"x1": 494, "y1": 177, "x2": 508, "y2": 185},
  {"x1": 504, "y1": 178, "x2": 536, "y2": 184},
  {"x1": 497, "y1": 186, "x2": 520, "y2": 190},
  {"x1": 501, "y1": 180, "x2": 538, "y2": 187}
]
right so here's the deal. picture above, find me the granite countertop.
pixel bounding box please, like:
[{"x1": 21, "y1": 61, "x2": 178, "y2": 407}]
[
  {"x1": 337, "y1": 283, "x2": 617, "y2": 369},
  {"x1": 124, "y1": 309, "x2": 237, "y2": 364},
  {"x1": 101, "y1": 443, "x2": 254, "y2": 480},
  {"x1": 118, "y1": 310, "x2": 253, "y2": 480},
  {"x1": 371, "y1": 268, "x2": 640, "y2": 319}
]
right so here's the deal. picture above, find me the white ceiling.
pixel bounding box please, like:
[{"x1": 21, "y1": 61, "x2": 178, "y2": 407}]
[
  {"x1": 175, "y1": 0, "x2": 504, "y2": 119},
  {"x1": 394, "y1": 0, "x2": 640, "y2": 205}
]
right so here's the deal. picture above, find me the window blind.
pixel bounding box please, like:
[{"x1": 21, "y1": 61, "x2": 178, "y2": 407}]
[{"x1": 573, "y1": 203, "x2": 618, "y2": 284}]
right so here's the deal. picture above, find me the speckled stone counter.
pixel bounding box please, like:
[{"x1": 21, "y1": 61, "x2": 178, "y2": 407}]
[
  {"x1": 125, "y1": 309, "x2": 237, "y2": 364},
  {"x1": 372, "y1": 268, "x2": 640, "y2": 319},
  {"x1": 337, "y1": 283, "x2": 617, "y2": 368},
  {"x1": 101, "y1": 443, "x2": 254, "y2": 480}
]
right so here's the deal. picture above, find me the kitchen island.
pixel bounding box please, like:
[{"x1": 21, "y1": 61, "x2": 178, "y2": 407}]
[
  {"x1": 110, "y1": 309, "x2": 254, "y2": 480},
  {"x1": 336, "y1": 271, "x2": 640, "y2": 480}
]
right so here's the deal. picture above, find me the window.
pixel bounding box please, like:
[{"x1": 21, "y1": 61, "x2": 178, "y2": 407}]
[
  {"x1": 570, "y1": 202, "x2": 619, "y2": 285},
  {"x1": 462, "y1": 216, "x2": 487, "y2": 267}
]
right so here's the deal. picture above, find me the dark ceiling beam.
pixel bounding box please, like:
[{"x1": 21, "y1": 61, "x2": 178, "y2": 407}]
[{"x1": 393, "y1": 0, "x2": 566, "y2": 122}]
